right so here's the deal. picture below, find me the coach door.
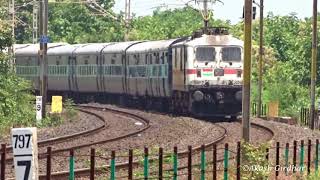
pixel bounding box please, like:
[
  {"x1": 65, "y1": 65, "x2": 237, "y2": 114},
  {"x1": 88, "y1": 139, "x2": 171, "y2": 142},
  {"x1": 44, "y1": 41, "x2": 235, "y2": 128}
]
[{"x1": 68, "y1": 56, "x2": 78, "y2": 92}]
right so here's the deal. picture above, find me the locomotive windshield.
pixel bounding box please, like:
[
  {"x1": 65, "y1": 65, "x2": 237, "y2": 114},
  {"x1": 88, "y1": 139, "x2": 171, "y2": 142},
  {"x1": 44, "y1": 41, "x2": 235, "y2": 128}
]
[
  {"x1": 196, "y1": 47, "x2": 216, "y2": 61},
  {"x1": 221, "y1": 47, "x2": 241, "y2": 62}
]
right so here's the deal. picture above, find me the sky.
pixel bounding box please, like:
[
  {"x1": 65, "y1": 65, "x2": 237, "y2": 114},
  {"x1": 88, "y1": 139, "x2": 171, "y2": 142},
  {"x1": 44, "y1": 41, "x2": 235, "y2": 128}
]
[{"x1": 113, "y1": 0, "x2": 315, "y2": 24}]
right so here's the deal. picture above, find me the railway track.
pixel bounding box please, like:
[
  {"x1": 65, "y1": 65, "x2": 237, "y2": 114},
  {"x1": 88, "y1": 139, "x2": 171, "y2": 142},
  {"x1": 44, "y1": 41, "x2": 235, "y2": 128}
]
[
  {"x1": 5, "y1": 108, "x2": 107, "y2": 152},
  {"x1": 4, "y1": 104, "x2": 275, "y2": 179},
  {"x1": 37, "y1": 118, "x2": 275, "y2": 179},
  {"x1": 4, "y1": 105, "x2": 151, "y2": 164}
]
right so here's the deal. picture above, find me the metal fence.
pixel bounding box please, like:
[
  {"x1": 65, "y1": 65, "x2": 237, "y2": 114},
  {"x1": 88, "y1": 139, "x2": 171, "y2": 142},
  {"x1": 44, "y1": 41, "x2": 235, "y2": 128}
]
[
  {"x1": 299, "y1": 108, "x2": 319, "y2": 128},
  {"x1": 1, "y1": 140, "x2": 320, "y2": 180},
  {"x1": 251, "y1": 103, "x2": 267, "y2": 117}
]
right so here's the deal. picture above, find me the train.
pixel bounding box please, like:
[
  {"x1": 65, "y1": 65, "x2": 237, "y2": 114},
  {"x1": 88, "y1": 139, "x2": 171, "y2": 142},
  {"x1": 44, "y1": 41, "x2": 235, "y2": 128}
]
[{"x1": 14, "y1": 27, "x2": 243, "y2": 118}]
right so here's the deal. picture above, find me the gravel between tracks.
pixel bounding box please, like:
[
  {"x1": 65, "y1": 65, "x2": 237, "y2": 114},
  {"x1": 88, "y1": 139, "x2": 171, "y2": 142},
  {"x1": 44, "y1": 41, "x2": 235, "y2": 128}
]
[
  {"x1": 5, "y1": 103, "x2": 320, "y2": 179},
  {"x1": 0, "y1": 110, "x2": 103, "y2": 145}
]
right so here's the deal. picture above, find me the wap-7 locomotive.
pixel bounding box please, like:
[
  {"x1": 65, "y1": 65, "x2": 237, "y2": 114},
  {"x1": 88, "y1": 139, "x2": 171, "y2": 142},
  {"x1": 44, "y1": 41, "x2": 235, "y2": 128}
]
[{"x1": 15, "y1": 28, "x2": 243, "y2": 117}]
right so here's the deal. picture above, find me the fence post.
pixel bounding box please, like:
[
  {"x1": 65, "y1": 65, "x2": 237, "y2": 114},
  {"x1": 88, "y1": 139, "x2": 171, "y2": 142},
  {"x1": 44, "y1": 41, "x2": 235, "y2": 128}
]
[
  {"x1": 1, "y1": 144, "x2": 6, "y2": 180},
  {"x1": 128, "y1": 149, "x2": 133, "y2": 180},
  {"x1": 200, "y1": 145, "x2": 206, "y2": 180},
  {"x1": 69, "y1": 149, "x2": 75, "y2": 180},
  {"x1": 300, "y1": 108, "x2": 303, "y2": 125},
  {"x1": 111, "y1": 151, "x2": 115, "y2": 180},
  {"x1": 236, "y1": 142, "x2": 241, "y2": 180},
  {"x1": 285, "y1": 143, "x2": 289, "y2": 176},
  {"x1": 224, "y1": 143, "x2": 229, "y2": 180},
  {"x1": 276, "y1": 142, "x2": 280, "y2": 177},
  {"x1": 173, "y1": 146, "x2": 178, "y2": 180},
  {"x1": 293, "y1": 140, "x2": 297, "y2": 173},
  {"x1": 316, "y1": 139, "x2": 319, "y2": 174},
  {"x1": 213, "y1": 144, "x2": 217, "y2": 180},
  {"x1": 159, "y1": 147, "x2": 163, "y2": 180},
  {"x1": 46, "y1": 147, "x2": 52, "y2": 180},
  {"x1": 144, "y1": 147, "x2": 149, "y2": 180},
  {"x1": 266, "y1": 148, "x2": 269, "y2": 161},
  {"x1": 90, "y1": 148, "x2": 95, "y2": 180},
  {"x1": 300, "y1": 140, "x2": 305, "y2": 172},
  {"x1": 188, "y1": 146, "x2": 192, "y2": 180},
  {"x1": 308, "y1": 140, "x2": 311, "y2": 175}
]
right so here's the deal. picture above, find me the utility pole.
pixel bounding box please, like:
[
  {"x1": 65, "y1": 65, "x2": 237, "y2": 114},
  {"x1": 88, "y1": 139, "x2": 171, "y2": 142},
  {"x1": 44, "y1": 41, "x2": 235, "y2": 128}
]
[
  {"x1": 124, "y1": 0, "x2": 131, "y2": 41},
  {"x1": 8, "y1": 0, "x2": 15, "y2": 59},
  {"x1": 33, "y1": 0, "x2": 39, "y2": 44},
  {"x1": 257, "y1": 0, "x2": 263, "y2": 118},
  {"x1": 242, "y1": 0, "x2": 253, "y2": 142},
  {"x1": 310, "y1": 0, "x2": 318, "y2": 130},
  {"x1": 39, "y1": 0, "x2": 48, "y2": 119},
  {"x1": 203, "y1": 0, "x2": 209, "y2": 33}
]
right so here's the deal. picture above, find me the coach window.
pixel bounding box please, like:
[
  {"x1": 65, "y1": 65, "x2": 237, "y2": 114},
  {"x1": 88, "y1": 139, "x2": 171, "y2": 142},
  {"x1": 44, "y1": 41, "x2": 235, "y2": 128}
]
[
  {"x1": 134, "y1": 54, "x2": 140, "y2": 65},
  {"x1": 149, "y1": 54, "x2": 153, "y2": 64},
  {"x1": 177, "y1": 48, "x2": 181, "y2": 70},
  {"x1": 174, "y1": 49, "x2": 177, "y2": 68},
  {"x1": 155, "y1": 53, "x2": 160, "y2": 64},
  {"x1": 145, "y1": 54, "x2": 148, "y2": 64},
  {"x1": 180, "y1": 47, "x2": 184, "y2": 71}
]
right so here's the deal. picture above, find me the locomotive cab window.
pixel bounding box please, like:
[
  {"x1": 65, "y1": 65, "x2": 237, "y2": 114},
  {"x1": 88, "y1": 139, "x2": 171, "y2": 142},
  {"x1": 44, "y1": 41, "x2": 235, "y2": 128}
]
[
  {"x1": 221, "y1": 47, "x2": 241, "y2": 62},
  {"x1": 195, "y1": 47, "x2": 216, "y2": 61}
]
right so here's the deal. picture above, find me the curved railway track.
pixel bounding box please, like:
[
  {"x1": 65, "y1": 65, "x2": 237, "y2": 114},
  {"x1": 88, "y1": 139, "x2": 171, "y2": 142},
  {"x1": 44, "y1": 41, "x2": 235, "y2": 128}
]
[
  {"x1": 5, "y1": 108, "x2": 107, "y2": 152},
  {"x1": 4, "y1": 104, "x2": 275, "y2": 179},
  {"x1": 37, "y1": 118, "x2": 275, "y2": 179},
  {"x1": 4, "y1": 105, "x2": 151, "y2": 164}
]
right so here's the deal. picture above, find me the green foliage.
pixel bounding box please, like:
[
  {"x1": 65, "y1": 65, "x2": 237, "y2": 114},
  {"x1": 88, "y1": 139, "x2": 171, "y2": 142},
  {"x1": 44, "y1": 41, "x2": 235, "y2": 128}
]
[
  {"x1": 38, "y1": 113, "x2": 63, "y2": 127},
  {"x1": 64, "y1": 98, "x2": 77, "y2": 120},
  {"x1": 48, "y1": 1, "x2": 124, "y2": 43},
  {"x1": 0, "y1": 56, "x2": 35, "y2": 135},
  {"x1": 241, "y1": 142, "x2": 271, "y2": 180},
  {"x1": 129, "y1": 7, "x2": 230, "y2": 40},
  {"x1": 306, "y1": 172, "x2": 320, "y2": 180}
]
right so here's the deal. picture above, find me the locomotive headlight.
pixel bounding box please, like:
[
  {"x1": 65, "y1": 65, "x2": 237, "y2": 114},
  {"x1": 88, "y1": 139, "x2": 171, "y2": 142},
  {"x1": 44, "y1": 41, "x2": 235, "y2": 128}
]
[
  {"x1": 193, "y1": 90, "x2": 204, "y2": 102},
  {"x1": 204, "y1": 94, "x2": 214, "y2": 103},
  {"x1": 215, "y1": 92, "x2": 224, "y2": 100},
  {"x1": 235, "y1": 91, "x2": 242, "y2": 101}
]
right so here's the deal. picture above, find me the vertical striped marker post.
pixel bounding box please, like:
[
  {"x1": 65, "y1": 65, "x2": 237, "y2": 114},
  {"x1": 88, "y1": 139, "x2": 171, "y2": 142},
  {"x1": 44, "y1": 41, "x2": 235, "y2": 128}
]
[
  {"x1": 224, "y1": 144, "x2": 229, "y2": 180},
  {"x1": 173, "y1": 146, "x2": 178, "y2": 180},
  {"x1": 69, "y1": 149, "x2": 75, "y2": 180},
  {"x1": 200, "y1": 145, "x2": 206, "y2": 180},
  {"x1": 110, "y1": 151, "x2": 115, "y2": 180}
]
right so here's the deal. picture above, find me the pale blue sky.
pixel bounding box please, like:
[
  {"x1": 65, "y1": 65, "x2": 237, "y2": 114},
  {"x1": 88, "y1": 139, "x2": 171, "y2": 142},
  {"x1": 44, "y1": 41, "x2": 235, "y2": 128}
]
[{"x1": 113, "y1": 0, "x2": 315, "y2": 24}]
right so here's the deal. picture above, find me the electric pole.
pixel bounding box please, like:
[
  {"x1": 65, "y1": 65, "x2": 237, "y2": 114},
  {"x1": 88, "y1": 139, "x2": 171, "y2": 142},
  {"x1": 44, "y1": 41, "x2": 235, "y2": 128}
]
[
  {"x1": 310, "y1": 0, "x2": 318, "y2": 130},
  {"x1": 8, "y1": 0, "x2": 15, "y2": 60},
  {"x1": 203, "y1": 0, "x2": 209, "y2": 33},
  {"x1": 33, "y1": 0, "x2": 39, "y2": 44},
  {"x1": 257, "y1": 0, "x2": 263, "y2": 118},
  {"x1": 39, "y1": 0, "x2": 48, "y2": 119},
  {"x1": 124, "y1": 0, "x2": 131, "y2": 41},
  {"x1": 242, "y1": 0, "x2": 253, "y2": 142}
]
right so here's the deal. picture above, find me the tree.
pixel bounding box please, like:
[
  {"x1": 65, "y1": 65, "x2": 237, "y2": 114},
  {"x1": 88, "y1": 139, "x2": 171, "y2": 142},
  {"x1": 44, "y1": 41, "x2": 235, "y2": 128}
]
[
  {"x1": 0, "y1": 1, "x2": 34, "y2": 135},
  {"x1": 129, "y1": 7, "x2": 231, "y2": 41}
]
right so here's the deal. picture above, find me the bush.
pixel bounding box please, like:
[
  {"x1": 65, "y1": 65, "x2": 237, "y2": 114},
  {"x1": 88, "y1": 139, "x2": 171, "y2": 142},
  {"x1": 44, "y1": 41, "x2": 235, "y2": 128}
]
[
  {"x1": 0, "y1": 55, "x2": 35, "y2": 136},
  {"x1": 64, "y1": 98, "x2": 77, "y2": 120},
  {"x1": 241, "y1": 141, "x2": 271, "y2": 180}
]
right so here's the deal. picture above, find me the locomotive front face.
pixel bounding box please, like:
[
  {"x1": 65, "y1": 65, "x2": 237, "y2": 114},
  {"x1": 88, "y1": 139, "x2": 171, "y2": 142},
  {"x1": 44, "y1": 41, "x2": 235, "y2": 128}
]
[{"x1": 186, "y1": 35, "x2": 243, "y2": 117}]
